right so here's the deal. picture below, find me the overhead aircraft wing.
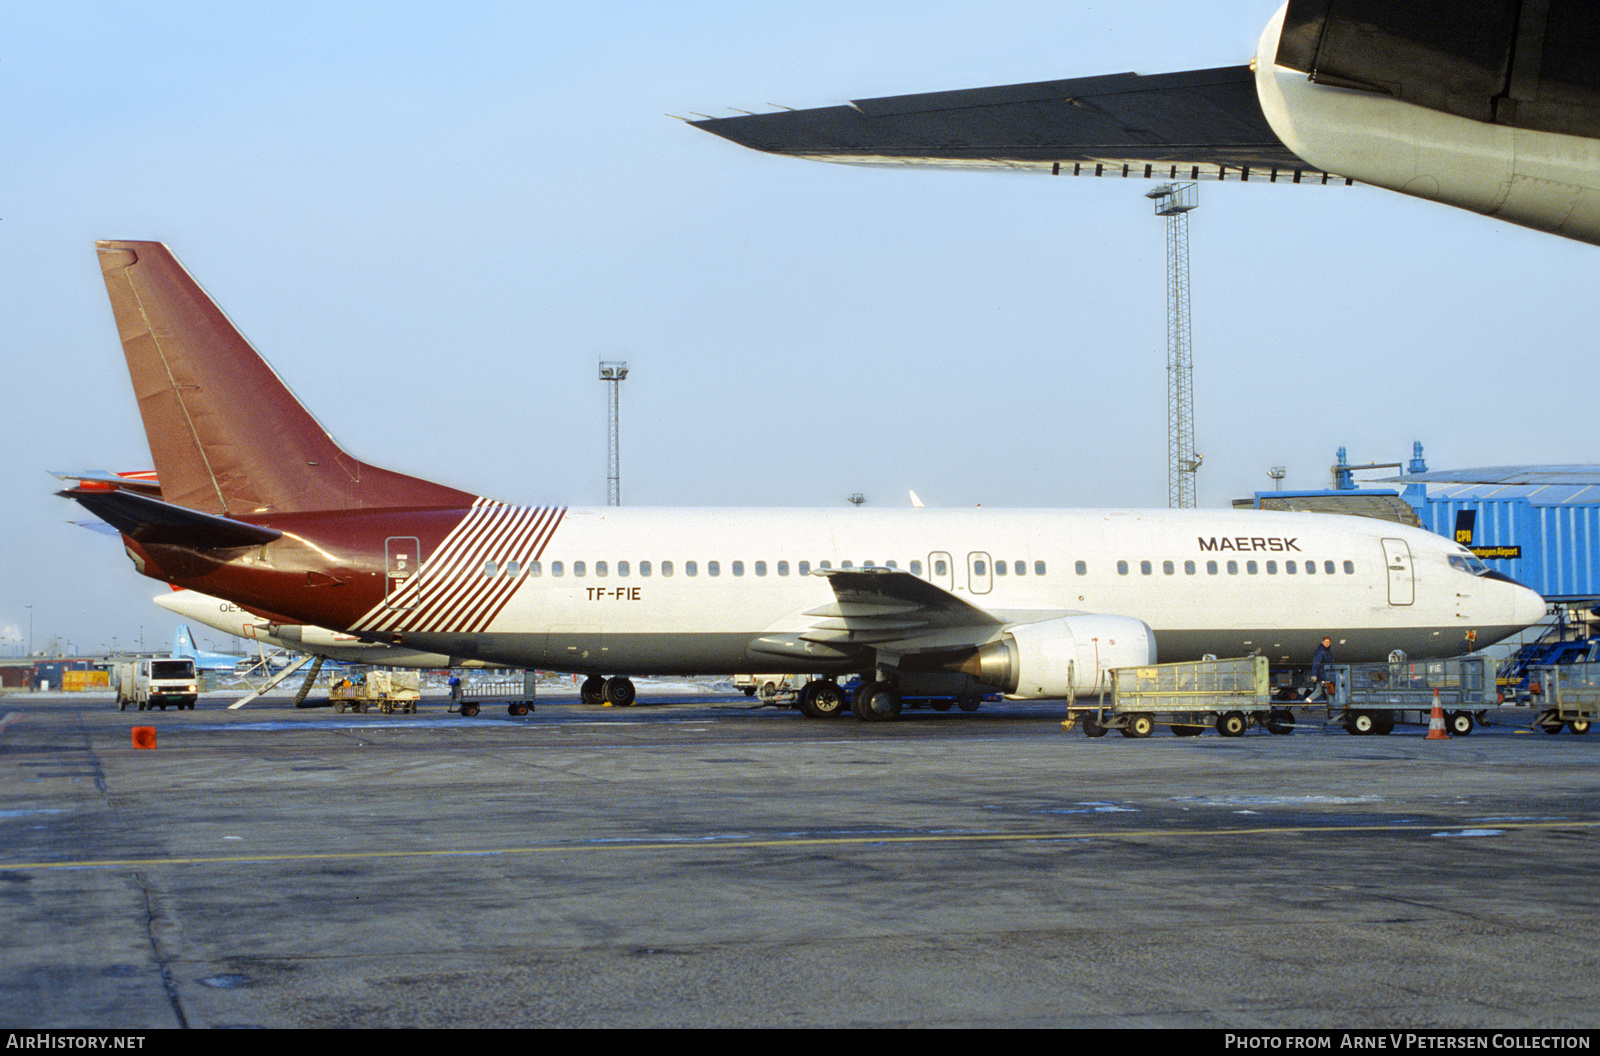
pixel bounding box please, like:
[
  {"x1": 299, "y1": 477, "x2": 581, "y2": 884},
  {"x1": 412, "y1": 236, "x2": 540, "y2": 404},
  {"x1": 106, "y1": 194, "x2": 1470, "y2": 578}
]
[
  {"x1": 56, "y1": 486, "x2": 282, "y2": 548},
  {"x1": 691, "y1": 65, "x2": 1342, "y2": 183}
]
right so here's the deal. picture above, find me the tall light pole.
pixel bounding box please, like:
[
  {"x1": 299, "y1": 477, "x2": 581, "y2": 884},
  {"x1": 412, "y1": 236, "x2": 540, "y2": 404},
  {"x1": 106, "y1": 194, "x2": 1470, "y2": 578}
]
[
  {"x1": 1147, "y1": 183, "x2": 1201, "y2": 508},
  {"x1": 598, "y1": 360, "x2": 629, "y2": 506}
]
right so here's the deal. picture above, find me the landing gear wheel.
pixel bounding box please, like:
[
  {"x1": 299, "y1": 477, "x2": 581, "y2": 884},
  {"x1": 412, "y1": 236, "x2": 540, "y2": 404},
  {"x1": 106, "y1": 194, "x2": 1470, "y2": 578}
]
[
  {"x1": 853, "y1": 681, "x2": 901, "y2": 721},
  {"x1": 580, "y1": 675, "x2": 606, "y2": 705},
  {"x1": 603, "y1": 676, "x2": 636, "y2": 707},
  {"x1": 1081, "y1": 712, "x2": 1107, "y2": 738},
  {"x1": 1570, "y1": 719, "x2": 1591, "y2": 735},
  {"x1": 1447, "y1": 711, "x2": 1474, "y2": 736},
  {"x1": 1121, "y1": 713, "x2": 1154, "y2": 739},
  {"x1": 1266, "y1": 708, "x2": 1294, "y2": 735},
  {"x1": 808, "y1": 681, "x2": 846, "y2": 719},
  {"x1": 1216, "y1": 711, "x2": 1247, "y2": 738}
]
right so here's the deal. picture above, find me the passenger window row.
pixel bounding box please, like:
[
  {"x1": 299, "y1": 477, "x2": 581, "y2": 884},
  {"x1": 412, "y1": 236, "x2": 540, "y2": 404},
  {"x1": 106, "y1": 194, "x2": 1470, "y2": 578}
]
[
  {"x1": 477, "y1": 557, "x2": 1053, "y2": 579},
  {"x1": 1111, "y1": 559, "x2": 1356, "y2": 576}
]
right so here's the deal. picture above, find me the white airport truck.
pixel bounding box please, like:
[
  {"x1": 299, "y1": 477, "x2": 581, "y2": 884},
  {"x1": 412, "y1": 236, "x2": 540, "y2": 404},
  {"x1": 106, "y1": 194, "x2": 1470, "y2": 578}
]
[{"x1": 114, "y1": 656, "x2": 200, "y2": 711}]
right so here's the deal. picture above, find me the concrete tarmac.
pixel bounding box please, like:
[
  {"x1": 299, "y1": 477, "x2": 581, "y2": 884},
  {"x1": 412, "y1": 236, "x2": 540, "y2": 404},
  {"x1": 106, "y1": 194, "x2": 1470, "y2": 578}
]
[{"x1": 1, "y1": 689, "x2": 1597, "y2": 1029}]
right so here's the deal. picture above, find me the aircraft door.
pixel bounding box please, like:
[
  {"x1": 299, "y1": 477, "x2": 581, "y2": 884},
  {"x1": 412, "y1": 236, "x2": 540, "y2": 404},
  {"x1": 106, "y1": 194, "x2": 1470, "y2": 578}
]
[
  {"x1": 967, "y1": 552, "x2": 993, "y2": 595},
  {"x1": 386, "y1": 536, "x2": 421, "y2": 609},
  {"x1": 928, "y1": 551, "x2": 955, "y2": 592},
  {"x1": 1381, "y1": 538, "x2": 1414, "y2": 606}
]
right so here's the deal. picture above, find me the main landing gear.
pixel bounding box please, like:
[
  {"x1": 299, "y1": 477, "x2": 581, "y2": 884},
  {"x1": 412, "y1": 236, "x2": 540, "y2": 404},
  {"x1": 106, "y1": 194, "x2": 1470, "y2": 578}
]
[
  {"x1": 580, "y1": 675, "x2": 637, "y2": 706},
  {"x1": 795, "y1": 678, "x2": 907, "y2": 721}
]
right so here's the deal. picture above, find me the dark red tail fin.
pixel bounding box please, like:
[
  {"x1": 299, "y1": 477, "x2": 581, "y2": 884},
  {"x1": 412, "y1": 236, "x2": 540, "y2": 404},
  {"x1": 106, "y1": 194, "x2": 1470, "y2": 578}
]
[{"x1": 96, "y1": 241, "x2": 474, "y2": 517}]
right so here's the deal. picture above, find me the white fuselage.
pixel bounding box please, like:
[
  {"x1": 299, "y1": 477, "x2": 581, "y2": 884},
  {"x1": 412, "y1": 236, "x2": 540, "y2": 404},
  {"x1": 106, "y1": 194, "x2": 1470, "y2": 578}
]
[{"x1": 340, "y1": 505, "x2": 1544, "y2": 675}]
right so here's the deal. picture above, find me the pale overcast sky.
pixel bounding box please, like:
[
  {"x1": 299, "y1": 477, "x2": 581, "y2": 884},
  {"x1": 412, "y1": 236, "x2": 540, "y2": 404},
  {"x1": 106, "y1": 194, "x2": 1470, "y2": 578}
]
[{"x1": 4, "y1": 1, "x2": 1594, "y2": 654}]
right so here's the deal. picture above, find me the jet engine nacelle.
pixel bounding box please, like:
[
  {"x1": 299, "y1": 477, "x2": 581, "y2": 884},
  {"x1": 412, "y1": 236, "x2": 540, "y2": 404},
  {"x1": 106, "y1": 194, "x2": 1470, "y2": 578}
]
[
  {"x1": 964, "y1": 614, "x2": 1156, "y2": 700},
  {"x1": 1253, "y1": 2, "x2": 1600, "y2": 245},
  {"x1": 270, "y1": 624, "x2": 370, "y2": 649}
]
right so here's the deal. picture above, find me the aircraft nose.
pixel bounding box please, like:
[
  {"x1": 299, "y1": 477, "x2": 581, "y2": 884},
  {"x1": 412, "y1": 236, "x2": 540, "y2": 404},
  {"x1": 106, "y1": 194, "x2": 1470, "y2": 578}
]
[{"x1": 1512, "y1": 582, "x2": 1548, "y2": 628}]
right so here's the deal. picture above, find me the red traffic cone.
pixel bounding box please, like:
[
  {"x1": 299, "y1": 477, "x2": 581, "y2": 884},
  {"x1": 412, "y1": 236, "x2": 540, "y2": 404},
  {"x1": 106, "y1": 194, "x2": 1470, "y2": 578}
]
[
  {"x1": 1426, "y1": 689, "x2": 1450, "y2": 740},
  {"x1": 131, "y1": 726, "x2": 157, "y2": 749}
]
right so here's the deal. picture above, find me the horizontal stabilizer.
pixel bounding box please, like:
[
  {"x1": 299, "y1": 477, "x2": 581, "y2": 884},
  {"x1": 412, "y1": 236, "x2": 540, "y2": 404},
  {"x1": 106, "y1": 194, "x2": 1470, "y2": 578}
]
[
  {"x1": 57, "y1": 487, "x2": 282, "y2": 548},
  {"x1": 693, "y1": 66, "x2": 1334, "y2": 181}
]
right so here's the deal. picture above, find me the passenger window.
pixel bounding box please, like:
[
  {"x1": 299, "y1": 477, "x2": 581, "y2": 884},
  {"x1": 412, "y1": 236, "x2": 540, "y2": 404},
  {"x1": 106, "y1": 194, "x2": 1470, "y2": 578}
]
[
  {"x1": 1015, "y1": 561, "x2": 1025, "y2": 576},
  {"x1": 1035, "y1": 561, "x2": 1045, "y2": 576},
  {"x1": 820, "y1": 560, "x2": 832, "y2": 570},
  {"x1": 1076, "y1": 561, "x2": 1087, "y2": 575},
  {"x1": 1343, "y1": 561, "x2": 1354, "y2": 574},
  {"x1": 732, "y1": 561, "x2": 744, "y2": 577},
  {"x1": 484, "y1": 560, "x2": 497, "y2": 577},
  {"x1": 1266, "y1": 561, "x2": 1277, "y2": 574},
  {"x1": 755, "y1": 561, "x2": 767, "y2": 576},
  {"x1": 575, "y1": 561, "x2": 586, "y2": 577},
  {"x1": 709, "y1": 561, "x2": 721, "y2": 576},
  {"x1": 1163, "y1": 560, "x2": 1175, "y2": 575},
  {"x1": 911, "y1": 560, "x2": 923, "y2": 576},
  {"x1": 1117, "y1": 561, "x2": 1129, "y2": 575},
  {"x1": 1206, "y1": 561, "x2": 1218, "y2": 575},
  {"x1": 935, "y1": 559, "x2": 948, "y2": 576},
  {"x1": 841, "y1": 560, "x2": 853, "y2": 569},
  {"x1": 596, "y1": 561, "x2": 608, "y2": 577},
  {"x1": 662, "y1": 560, "x2": 674, "y2": 577},
  {"x1": 552, "y1": 561, "x2": 565, "y2": 577},
  {"x1": 974, "y1": 560, "x2": 987, "y2": 576},
  {"x1": 1140, "y1": 561, "x2": 1152, "y2": 575},
  {"x1": 1305, "y1": 560, "x2": 1316, "y2": 575},
  {"x1": 886, "y1": 560, "x2": 898, "y2": 569},
  {"x1": 1246, "y1": 561, "x2": 1258, "y2": 575},
  {"x1": 1285, "y1": 561, "x2": 1297, "y2": 574},
  {"x1": 530, "y1": 561, "x2": 542, "y2": 577},
  {"x1": 799, "y1": 561, "x2": 811, "y2": 575},
  {"x1": 863, "y1": 560, "x2": 875, "y2": 568},
  {"x1": 639, "y1": 561, "x2": 651, "y2": 577},
  {"x1": 777, "y1": 561, "x2": 789, "y2": 576},
  {"x1": 686, "y1": 561, "x2": 697, "y2": 577},
  {"x1": 506, "y1": 560, "x2": 520, "y2": 576},
  {"x1": 618, "y1": 561, "x2": 629, "y2": 577},
  {"x1": 1227, "y1": 561, "x2": 1238, "y2": 575},
  {"x1": 995, "y1": 560, "x2": 1007, "y2": 576},
  {"x1": 1326, "y1": 561, "x2": 1337, "y2": 574}
]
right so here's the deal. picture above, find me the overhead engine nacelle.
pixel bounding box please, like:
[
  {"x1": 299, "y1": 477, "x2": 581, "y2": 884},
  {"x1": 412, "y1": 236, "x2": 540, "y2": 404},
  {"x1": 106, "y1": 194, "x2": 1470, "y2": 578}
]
[{"x1": 961, "y1": 614, "x2": 1156, "y2": 700}]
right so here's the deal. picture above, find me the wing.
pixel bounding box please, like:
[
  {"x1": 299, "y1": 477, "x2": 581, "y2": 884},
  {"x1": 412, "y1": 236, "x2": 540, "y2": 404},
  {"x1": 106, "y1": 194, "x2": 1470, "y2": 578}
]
[{"x1": 692, "y1": 65, "x2": 1341, "y2": 183}]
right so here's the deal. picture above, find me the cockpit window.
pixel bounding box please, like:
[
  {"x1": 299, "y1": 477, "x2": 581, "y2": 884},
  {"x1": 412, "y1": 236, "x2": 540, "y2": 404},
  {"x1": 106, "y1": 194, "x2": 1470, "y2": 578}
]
[{"x1": 1449, "y1": 553, "x2": 1490, "y2": 576}]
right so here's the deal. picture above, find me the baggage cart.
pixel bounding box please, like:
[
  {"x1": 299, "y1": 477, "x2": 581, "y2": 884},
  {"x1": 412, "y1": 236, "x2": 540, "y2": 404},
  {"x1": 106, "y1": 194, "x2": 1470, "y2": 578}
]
[
  {"x1": 331, "y1": 671, "x2": 421, "y2": 714},
  {"x1": 451, "y1": 672, "x2": 539, "y2": 717},
  {"x1": 1322, "y1": 656, "x2": 1495, "y2": 735},
  {"x1": 1065, "y1": 656, "x2": 1281, "y2": 738},
  {"x1": 1526, "y1": 664, "x2": 1597, "y2": 735}
]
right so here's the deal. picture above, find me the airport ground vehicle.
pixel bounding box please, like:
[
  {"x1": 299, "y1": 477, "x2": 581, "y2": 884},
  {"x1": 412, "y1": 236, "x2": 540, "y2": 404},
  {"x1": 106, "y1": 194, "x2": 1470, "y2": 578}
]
[
  {"x1": 331, "y1": 671, "x2": 421, "y2": 714},
  {"x1": 114, "y1": 656, "x2": 199, "y2": 711},
  {"x1": 451, "y1": 673, "x2": 539, "y2": 717},
  {"x1": 734, "y1": 673, "x2": 801, "y2": 701},
  {"x1": 1316, "y1": 656, "x2": 1497, "y2": 735},
  {"x1": 1527, "y1": 664, "x2": 1597, "y2": 735},
  {"x1": 1499, "y1": 636, "x2": 1600, "y2": 703},
  {"x1": 1064, "y1": 656, "x2": 1281, "y2": 738}
]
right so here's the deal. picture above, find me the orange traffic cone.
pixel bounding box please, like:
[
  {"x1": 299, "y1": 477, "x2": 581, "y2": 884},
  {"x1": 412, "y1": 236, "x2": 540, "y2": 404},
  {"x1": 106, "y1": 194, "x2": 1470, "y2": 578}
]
[
  {"x1": 1426, "y1": 689, "x2": 1450, "y2": 740},
  {"x1": 131, "y1": 726, "x2": 157, "y2": 749}
]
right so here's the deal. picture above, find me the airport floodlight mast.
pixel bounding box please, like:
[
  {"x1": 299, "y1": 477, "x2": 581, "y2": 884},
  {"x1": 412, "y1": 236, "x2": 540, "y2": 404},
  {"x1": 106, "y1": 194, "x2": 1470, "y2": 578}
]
[
  {"x1": 1146, "y1": 182, "x2": 1200, "y2": 509},
  {"x1": 598, "y1": 360, "x2": 628, "y2": 506}
]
